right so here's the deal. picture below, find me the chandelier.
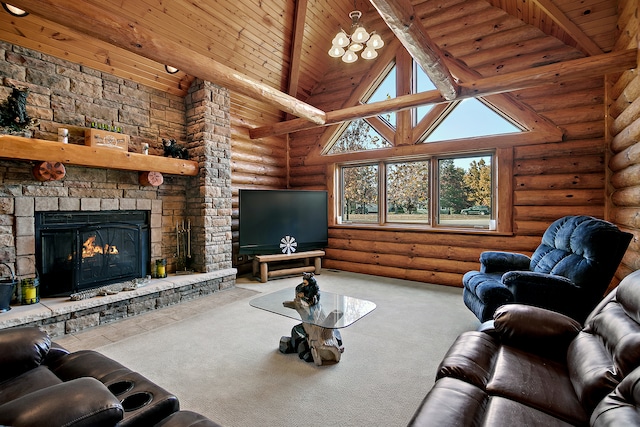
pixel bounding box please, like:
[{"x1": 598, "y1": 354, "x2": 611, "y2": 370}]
[{"x1": 328, "y1": 10, "x2": 384, "y2": 63}]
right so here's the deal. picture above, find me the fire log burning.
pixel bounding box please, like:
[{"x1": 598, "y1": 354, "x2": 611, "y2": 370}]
[{"x1": 82, "y1": 235, "x2": 119, "y2": 258}]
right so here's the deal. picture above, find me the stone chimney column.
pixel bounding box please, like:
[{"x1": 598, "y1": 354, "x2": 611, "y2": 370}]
[{"x1": 185, "y1": 80, "x2": 232, "y2": 272}]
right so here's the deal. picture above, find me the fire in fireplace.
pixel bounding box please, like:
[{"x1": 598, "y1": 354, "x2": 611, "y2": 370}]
[{"x1": 35, "y1": 211, "x2": 150, "y2": 297}]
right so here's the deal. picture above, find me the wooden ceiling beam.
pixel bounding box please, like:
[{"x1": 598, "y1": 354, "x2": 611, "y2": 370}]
[
  {"x1": 532, "y1": 0, "x2": 603, "y2": 56},
  {"x1": 9, "y1": 0, "x2": 327, "y2": 125},
  {"x1": 249, "y1": 48, "x2": 637, "y2": 139},
  {"x1": 287, "y1": 0, "x2": 308, "y2": 98},
  {"x1": 369, "y1": 0, "x2": 459, "y2": 101}
]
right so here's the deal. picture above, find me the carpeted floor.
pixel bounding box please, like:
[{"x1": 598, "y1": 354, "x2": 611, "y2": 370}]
[{"x1": 61, "y1": 270, "x2": 479, "y2": 427}]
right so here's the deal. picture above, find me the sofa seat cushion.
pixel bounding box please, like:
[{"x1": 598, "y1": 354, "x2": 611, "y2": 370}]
[
  {"x1": 487, "y1": 346, "x2": 588, "y2": 425},
  {"x1": 409, "y1": 377, "x2": 577, "y2": 427},
  {"x1": 0, "y1": 365, "x2": 62, "y2": 405}
]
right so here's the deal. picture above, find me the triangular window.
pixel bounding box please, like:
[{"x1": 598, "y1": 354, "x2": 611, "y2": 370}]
[
  {"x1": 414, "y1": 63, "x2": 436, "y2": 124},
  {"x1": 323, "y1": 57, "x2": 523, "y2": 155},
  {"x1": 327, "y1": 119, "x2": 391, "y2": 154},
  {"x1": 364, "y1": 65, "x2": 396, "y2": 128},
  {"x1": 423, "y1": 98, "x2": 521, "y2": 143}
]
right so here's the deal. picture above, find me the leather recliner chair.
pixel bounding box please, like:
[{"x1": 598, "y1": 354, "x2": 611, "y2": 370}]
[
  {"x1": 462, "y1": 215, "x2": 632, "y2": 322},
  {"x1": 0, "y1": 326, "x2": 222, "y2": 427},
  {"x1": 409, "y1": 269, "x2": 640, "y2": 426}
]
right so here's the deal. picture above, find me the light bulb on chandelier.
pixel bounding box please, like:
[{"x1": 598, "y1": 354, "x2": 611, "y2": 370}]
[{"x1": 328, "y1": 10, "x2": 384, "y2": 63}]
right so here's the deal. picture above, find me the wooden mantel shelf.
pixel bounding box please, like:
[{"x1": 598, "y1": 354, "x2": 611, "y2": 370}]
[{"x1": 0, "y1": 135, "x2": 198, "y2": 176}]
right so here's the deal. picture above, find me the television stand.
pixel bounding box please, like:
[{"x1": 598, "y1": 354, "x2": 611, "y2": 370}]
[{"x1": 252, "y1": 250, "x2": 325, "y2": 283}]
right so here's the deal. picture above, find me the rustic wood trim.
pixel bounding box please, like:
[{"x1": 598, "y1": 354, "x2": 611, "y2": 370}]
[
  {"x1": 395, "y1": 49, "x2": 413, "y2": 146},
  {"x1": 370, "y1": 0, "x2": 459, "y2": 100},
  {"x1": 496, "y1": 147, "x2": 514, "y2": 233},
  {"x1": 304, "y1": 130, "x2": 558, "y2": 166},
  {"x1": 12, "y1": 0, "x2": 327, "y2": 125},
  {"x1": 0, "y1": 135, "x2": 199, "y2": 176},
  {"x1": 250, "y1": 49, "x2": 636, "y2": 139}
]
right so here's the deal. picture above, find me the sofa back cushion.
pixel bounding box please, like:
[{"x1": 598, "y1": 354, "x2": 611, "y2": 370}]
[{"x1": 568, "y1": 270, "x2": 640, "y2": 413}]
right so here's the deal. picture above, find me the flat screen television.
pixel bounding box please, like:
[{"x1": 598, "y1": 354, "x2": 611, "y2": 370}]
[{"x1": 239, "y1": 189, "x2": 328, "y2": 255}]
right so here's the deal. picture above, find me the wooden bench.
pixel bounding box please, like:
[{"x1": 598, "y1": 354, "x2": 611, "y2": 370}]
[{"x1": 252, "y1": 250, "x2": 325, "y2": 283}]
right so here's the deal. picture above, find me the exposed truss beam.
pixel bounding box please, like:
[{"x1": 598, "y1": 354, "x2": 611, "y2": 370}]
[
  {"x1": 533, "y1": 0, "x2": 603, "y2": 56},
  {"x1": 287, "y1": 0, "x2": 308, "y2": 98},
  {"x1": 10, "y1": 0, "x2": 327, "y2": 125},
  {"x1": 249, "y1": 48, "x2": 637, "y2": 139},
  {"x1": 369, "y1": 0, "x2": 459, "y2": 101}
]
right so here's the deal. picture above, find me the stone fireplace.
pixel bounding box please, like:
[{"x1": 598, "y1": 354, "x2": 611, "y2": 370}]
[
  {"x1": 0, "y1": 43, "x2": 236, "y2": 336},
  {"x1": 35, "y1": 210, "x2": 150, "y2": 296}
]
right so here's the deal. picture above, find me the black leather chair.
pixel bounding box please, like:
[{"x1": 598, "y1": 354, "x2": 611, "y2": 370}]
[{"x1": 462, "y1": 215, "x2": 632, "y2": 322}]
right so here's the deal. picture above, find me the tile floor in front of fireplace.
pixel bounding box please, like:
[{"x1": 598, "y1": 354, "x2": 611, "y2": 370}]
[{"x1": 54, "y1": 285, "x2": 258, "y2": 352}]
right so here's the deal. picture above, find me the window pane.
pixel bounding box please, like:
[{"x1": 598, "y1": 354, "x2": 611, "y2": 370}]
[
  {"x1": 386, "y1": 160, "x2": 429, "y2": 223},
  {"x1": 328, "y1": 119, "x2": 391, "y2": 154},
  {"x1": 438, "y1": 156, "x2": 492, "y2": 227},
  {"x1": 424, "y1": 99, "x2": 520, "y2": 142},
  {"x1": 414, "y1": 63, "x2": 436, "y2": 124},
  {"x1": 341, "y1": 164, "x2": 379, "y2": 223},
  {"x1": 364, "y1": 66, "x2": 396, "y2": 127}
]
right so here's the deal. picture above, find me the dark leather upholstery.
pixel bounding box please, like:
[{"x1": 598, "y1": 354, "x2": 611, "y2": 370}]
[
  {"x1": 410, "y1": 269, "x2": 640, "y2": 427},
  {"x1": 0, "y1": 327, "x2": 221, "y2": 427},
  {"x1": 463, "y1": 216, "x2": 632, "y2": 322}
]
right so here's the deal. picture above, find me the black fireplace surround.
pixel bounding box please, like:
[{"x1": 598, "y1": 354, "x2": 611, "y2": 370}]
[{"x1": 35, "y1": 211, "x2": 150, "y2": 297}]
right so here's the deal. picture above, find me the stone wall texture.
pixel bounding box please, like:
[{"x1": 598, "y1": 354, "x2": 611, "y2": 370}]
[{"x1": 0, "y1": 41, "x2": 234, "y2": 297}]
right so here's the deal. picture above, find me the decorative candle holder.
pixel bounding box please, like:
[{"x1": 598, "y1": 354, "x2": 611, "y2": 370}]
[
  {"x1": 156, "y1": 259, "x2": 167, "y2": 278},
  {"x1": 21, "y1": 277, "x2": 39, "y2": 305}
]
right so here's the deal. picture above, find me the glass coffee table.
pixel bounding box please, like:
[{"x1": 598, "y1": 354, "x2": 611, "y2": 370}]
[{"x1": 250, "y1": 288, "x2": 376, "y2": 365}]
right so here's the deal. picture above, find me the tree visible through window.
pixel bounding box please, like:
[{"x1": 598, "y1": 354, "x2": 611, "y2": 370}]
[
  {"x1": 328, "y1": 53, "x2": 508, "y2": 229},
  {"x1": 387, "y1": 160, "x2": 429, "y2": 223}
]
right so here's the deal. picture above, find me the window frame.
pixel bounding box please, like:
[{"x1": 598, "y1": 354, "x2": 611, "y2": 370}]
[{"x1": 330, "y1": 147, "x2": 513, "y2": 234}]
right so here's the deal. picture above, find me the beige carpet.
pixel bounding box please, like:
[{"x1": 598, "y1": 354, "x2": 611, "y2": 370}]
[{"x1": 93, "y1": 270, "x2": 479, "y2": 427}]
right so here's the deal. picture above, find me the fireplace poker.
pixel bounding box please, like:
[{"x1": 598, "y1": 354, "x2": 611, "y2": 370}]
[{"x1": 187, "y1": 220, "x2": 191, "y2": 258}]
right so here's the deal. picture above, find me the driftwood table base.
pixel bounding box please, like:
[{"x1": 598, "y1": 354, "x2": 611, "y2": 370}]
[{"x1": 249, "y1": 280, "x2": 376, "y2": 366}]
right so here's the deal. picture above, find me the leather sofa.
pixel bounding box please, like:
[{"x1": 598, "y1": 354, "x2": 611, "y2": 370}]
[
  {"x1": 409, "y1": 269, "x2": 640, "y2": 427},
  {"x1": 0, "y1": 326, "x2": 221, "y2": 427}
]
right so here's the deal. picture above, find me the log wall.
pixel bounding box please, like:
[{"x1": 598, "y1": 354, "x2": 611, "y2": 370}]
[
  {"x1": 284, "y1": 4, "x2": 620, "y2": 288},
  {"x1": 607, "y1": 0, "x2": 640, "y2": 285},
  {"x1": 230, "y1": 93, "x2": 288, "y2": 273}
]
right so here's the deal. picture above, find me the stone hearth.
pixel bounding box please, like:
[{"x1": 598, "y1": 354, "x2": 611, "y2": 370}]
[{"x1": 0, "y1": 269, "x2": 236, "y2": 338}]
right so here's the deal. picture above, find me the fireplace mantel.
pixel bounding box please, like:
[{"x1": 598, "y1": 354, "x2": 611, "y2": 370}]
[{"x1": 0, "y1": 135, "x2": 198, "y2": 176}]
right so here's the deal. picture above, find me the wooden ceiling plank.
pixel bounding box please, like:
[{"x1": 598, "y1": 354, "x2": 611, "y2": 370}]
[
  {"x1": 369, "y1": 0, "x2": 459, "y2": 101},
  {"x1": 249, "y1": 48, "x2": 636, "y2": 139},
  {"x1": 9, "y1": 0, "x2": 327, "y2": 125},
  {"x1": 0, "y1": 19, "x2": 188, "y2": 96},
  {"x1": 531, "y1": 0, "x2": 603, "y2": 55}
]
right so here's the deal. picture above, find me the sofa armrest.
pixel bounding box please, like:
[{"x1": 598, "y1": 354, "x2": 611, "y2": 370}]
[
  {"x1": 479, "y1": 251, "x2": 531, "y2": 274},
  {"x1": 502, "y1": 271, "x2": 585, "y2": 319},
  {"x1": 0, "y1": 377, "x2": 123, "y2": 427},
  {"x1": 0, "y1": 326, "x2": 51, "y2": 382},
  {"x1": 493, "y1": 304, "x2": 582, "y2": 360}
]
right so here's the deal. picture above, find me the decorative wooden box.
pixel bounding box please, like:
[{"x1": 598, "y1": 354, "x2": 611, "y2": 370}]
[{"x1": 84, "y1": 128, "x2": 129, "y2": 151}]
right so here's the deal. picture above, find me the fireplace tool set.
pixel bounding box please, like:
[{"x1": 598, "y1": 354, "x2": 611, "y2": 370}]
[{"x1": 176, "y1": 220, "x2": 193, "y2": 274}]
